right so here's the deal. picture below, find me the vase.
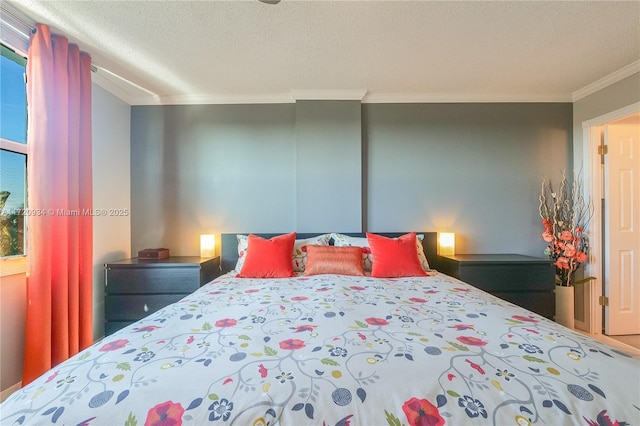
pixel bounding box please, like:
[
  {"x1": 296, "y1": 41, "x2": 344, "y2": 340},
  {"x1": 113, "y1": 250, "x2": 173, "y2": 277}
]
[{"x1": 555, "y1": 285, "x2": 575, "y2": 329}]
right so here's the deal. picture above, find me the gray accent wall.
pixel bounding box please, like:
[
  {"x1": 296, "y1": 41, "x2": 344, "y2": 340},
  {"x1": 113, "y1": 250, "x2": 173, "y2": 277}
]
[
  {"x1": 295, "y1": 101, "x2": 362, "y2": 232},
  {"x1": 131, "y1": 104, "x2": 297, "y2": 256},
  {"x1": 130, "y1": 101, "x2": 572, "y2": 258},
  {"x1": 364, "y1": 103, "x2": 572, "y2": 255}
]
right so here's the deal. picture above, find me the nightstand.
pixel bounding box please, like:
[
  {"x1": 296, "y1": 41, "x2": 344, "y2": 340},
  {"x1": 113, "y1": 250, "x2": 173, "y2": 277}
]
[
  {"x1": 104, "y1": 256, "x2": 220, "y2": 335},
  {"x1": 437, "y1": 254, "x2": 555, "y2": 319}
]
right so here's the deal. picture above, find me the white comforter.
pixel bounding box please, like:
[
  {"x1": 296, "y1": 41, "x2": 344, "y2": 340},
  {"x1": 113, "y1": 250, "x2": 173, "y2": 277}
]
[{"x1": 2, "y1": 272, "x2": 638, "y2": 425}]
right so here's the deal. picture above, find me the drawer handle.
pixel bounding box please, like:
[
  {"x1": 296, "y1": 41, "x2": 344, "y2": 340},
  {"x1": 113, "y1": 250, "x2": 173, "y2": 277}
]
[{"x1": 143, "y1": 304, "x2": 149, "y2": 312}]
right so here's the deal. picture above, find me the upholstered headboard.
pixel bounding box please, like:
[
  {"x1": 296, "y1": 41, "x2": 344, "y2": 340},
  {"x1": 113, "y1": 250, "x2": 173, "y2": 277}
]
[{"x1": 221, "y1": 232, "x2": 438, "y2": 274}]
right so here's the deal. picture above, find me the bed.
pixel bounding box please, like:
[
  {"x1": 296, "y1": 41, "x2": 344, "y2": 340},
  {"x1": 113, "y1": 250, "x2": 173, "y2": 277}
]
[{"x1": 2, "y1": 232, "x2": 638, "y2": 426}]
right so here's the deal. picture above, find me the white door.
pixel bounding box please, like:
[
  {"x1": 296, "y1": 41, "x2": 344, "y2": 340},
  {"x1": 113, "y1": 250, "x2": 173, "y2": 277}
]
[{"x1": 604, "y1": 122, "x2": 640, "y2": 335}]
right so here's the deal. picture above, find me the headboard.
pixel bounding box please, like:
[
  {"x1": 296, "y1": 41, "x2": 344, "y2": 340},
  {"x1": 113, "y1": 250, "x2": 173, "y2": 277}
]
[{"x1": 221, "y1": 232, "x2": 438, "y2": 274}]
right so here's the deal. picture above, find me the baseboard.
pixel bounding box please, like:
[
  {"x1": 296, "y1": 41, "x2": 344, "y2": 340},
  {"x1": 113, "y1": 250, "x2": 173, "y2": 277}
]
[
  {"x1": 0, "y1": 382, "x2": 21, "y2": 402},
  {"x1": 575, "y1": 330, "x2": 640, "y2": 360}
]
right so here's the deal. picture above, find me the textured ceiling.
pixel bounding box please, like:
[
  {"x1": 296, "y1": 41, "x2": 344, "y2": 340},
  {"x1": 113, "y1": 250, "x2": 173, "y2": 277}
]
[{"x1": 6, "y1": 0, "x2": 640, "y2": 105}]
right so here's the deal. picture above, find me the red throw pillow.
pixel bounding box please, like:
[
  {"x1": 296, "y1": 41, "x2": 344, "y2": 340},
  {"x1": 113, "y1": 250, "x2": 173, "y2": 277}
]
[
  {"x1": 236, "y1": 232, "x2": 296, "y2": 278},
  {"x1": 367, "y1": 232, "x2": 428, "y2": 278},
  {"x1": 303, "y1": 245, "x2": 364, "y2": 276}
]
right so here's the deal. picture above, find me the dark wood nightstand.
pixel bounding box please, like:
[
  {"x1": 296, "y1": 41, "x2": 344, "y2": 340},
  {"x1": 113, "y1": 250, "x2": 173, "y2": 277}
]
[
  {"x1": 437, "y1": 254, "x2": 555, "y2": 319},
  {"x1": 104, "y1": 256, "x2": 220, "y2": 335}
]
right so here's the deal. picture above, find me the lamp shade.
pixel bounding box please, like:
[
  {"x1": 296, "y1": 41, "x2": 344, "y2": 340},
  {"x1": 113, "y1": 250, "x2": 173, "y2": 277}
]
[
  {"x1": 200, "y1": 234, "x2": 215, "y2": 258},
  {"x1": 438, "y1": 232, "x2": 455, "y2": 256}
]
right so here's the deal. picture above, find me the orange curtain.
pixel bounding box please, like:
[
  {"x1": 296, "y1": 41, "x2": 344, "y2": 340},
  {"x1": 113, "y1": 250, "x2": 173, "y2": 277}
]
[{"x1": 22, "y1": 23, "x2": 93, "y2": 385}]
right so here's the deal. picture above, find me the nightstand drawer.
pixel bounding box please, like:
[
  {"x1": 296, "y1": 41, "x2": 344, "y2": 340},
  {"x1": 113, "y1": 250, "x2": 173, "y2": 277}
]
[
  {"x1": 105, "y1": 294, "x2": 188, "y2": 320},
  {"x1": 437, "y1": 254, "x2": 555, "y2": 319},
  {"x1": 106, "y1": 267, "x2": 200, "y2": 294},
  {"x1": 105, "y1": 321, "x2": 136, "y2": 336},
  {"x1": 460, "y1": 264, "x2": 554, "y2": 292},
  {"x1": 104, "y1": 256, "x2": 221, "y2": 336},
  {"x1": 493, "y1": 291, "x2": 555, "y2": 319}
]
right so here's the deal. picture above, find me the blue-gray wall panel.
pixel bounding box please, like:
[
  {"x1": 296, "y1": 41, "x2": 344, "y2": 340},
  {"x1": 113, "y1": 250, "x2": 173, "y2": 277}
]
[
  {"x1": 130, "y1": 102, "x2": 571, "y2": 258},
  {"x1": 364, "y1": 103, "x2": 572, "y2": 256},
  {"x1": 295, "y1": 101, "x2": 362, "y2": 232},
  {"x1": 131, "y1": 104, "x2": 297, "y2": 255}
]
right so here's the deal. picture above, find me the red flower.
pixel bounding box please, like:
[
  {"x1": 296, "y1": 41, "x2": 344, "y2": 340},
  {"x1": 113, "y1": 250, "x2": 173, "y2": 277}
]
[
  {"x1": 99, "y1": 339, "x2": 129, "y2": 352},
  {"x1": 541, "y1": 231, "x2": 554, "y2": 242},
  {"x1": 144, "y1": 400, "x2": 184, "y2": 426},
  {"x1": 452, "y1": 324, "x2": 475, "y2": 330},
  {"x1": 365, "y1": 317, "x2": 389, "y2": 326},
  {"x1": 215, "y1": 318, "x2": 237, "y2": 328},
  {"x1": 560, "y1": 231, "x2": 573, "y2": 241},
  {"x1": 555, "y1": 257, "x2": 570, "y2": 270},
  {"x1": 409, "y1": 297, "x2": 427, "y2": 303},
  {"x1": 584, "y1": 409, "x2": 627, "y2": 426},
  {"x1": 511, "y1": 315, "x2": 538, "y2": 323},
  {"x1": 279, "y1": 338, "x2": 306, "y2": 350},
  {"x1": 563, "y1": 244, "x2": 576, "y2": 257},
  {"x1": 576, "y1": 252, "x2": 587, "y2": 262},
  {"x1": 456, "y1": 336, "x2": 487, "y2": 346},
  {"x1": 134, "y1": 325, "x2": 161, "y2": 333},
  {"x1": 401, "y1": 397, "x2": 445, "y2": 426}
]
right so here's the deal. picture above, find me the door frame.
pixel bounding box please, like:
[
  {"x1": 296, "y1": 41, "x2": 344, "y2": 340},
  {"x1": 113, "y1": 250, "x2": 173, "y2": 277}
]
[{"x1": 581, "y1": 101, "x2": 640, "y2": 334}]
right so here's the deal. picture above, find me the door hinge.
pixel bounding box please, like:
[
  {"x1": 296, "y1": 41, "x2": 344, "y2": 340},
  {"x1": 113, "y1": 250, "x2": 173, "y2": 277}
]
[
  {"x1": 598, "y1": 145, "x2": 608, "y2": 155},
  {"x1": 599, "y1": 296, "x2": 609, "y2": 306}
]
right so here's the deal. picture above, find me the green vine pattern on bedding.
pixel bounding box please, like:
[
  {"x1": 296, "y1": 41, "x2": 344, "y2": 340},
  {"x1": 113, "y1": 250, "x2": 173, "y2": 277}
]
[{"x1": 1, "y1": 273, "x2": 638, "y2": 425}]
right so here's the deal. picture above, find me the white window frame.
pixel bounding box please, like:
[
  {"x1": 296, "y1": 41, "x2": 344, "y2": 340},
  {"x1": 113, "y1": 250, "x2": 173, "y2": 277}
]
[{"x1": 0, "y1": 43, "x2": 28, "y2": 276}]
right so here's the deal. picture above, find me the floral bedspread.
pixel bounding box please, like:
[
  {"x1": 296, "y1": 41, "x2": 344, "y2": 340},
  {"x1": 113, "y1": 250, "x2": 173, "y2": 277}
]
[{"x1": 2, "y1": 273, "x2": 639, "y2": 425}]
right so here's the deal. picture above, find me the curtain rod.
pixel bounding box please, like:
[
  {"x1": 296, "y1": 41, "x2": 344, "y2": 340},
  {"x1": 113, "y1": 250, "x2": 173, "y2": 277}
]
[
  {"x1": 1, "y1": 5, "x2": 97, "y2": 72},
  {"x1": 0, "y1": 5, "x2": 33, "y2": 34}
]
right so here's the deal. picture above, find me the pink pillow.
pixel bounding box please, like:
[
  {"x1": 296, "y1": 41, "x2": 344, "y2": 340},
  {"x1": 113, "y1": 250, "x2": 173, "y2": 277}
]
[
  {"x1": 303, "y1": 245, "x2": 364, "y2": 276},
  {"x1": 237, "y1": 233, "x2": 297, "y2": 278},
  {"x1": 366, "y1": 232, "x2": 428, "y2": 278}
]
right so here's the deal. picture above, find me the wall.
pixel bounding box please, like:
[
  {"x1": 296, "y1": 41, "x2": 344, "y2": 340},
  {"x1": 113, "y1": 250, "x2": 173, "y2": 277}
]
[
  {"x1": 573, "y1": 72, "x2": 640, "y2": 167},
  {"x1": 131, "y1": 104, "x2": 296, "y2": 255},
  {"x1": 131, "y1": 102, "x2": 572, "y2": 257},
  {"x1": 295, "y1": 101, "x2": 363, "y2": 232},
  {"x1": 0, "y1": 84, "x2": 131, "y2": 395},
  {"x1": 91, "y1": 84, "x2": 131, "y2": 339},
  {"x1": 131, "y1": 101, "x2": 364, "y2": 255},
  {"x1": 364, "y1": 103, "x2": 572, "y2": 255},
  {"x1": 0, "y1": 273, "x2": 26, "y2": 393}
]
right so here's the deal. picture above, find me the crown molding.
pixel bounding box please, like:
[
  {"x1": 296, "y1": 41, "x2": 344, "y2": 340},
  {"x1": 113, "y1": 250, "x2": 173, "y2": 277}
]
[
  {"x1": 95, "y1": 63, "x2": 640, "y2": 106},
  {"x1": 106, "y1": 90, "x2": 574, "y2": 106},
  {"x1": 291, "y1": 90, "x2": 367, "y2": 101},
  {"x1": 137, "y1": 93, "x2": 297, "y2": 106},
  {"x1": 362, "y1": 92, "x2": 572, "y2": 103},
  {"x1": 572, "y1": 60, "x2": 640, "y2": 102},
  {"x1": 92, "y1": 69, "x2": 143, "y2": 105}
]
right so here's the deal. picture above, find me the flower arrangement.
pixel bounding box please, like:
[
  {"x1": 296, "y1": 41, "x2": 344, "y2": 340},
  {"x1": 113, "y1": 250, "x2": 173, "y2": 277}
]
[{"x1": 538, "y1": 171, "x2": 593, "y2": 287}]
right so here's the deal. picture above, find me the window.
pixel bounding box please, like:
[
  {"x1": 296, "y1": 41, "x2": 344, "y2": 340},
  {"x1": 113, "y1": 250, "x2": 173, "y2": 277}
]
[{"x1": 1, "y1": 43, "x2": 27, "y2": 268}]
